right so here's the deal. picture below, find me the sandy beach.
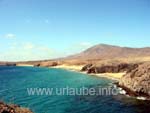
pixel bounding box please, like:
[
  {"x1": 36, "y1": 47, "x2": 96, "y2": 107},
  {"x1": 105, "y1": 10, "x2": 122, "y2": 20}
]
[
  {"x1": 90, "y1": 73, "x2": 125, "y2": 81},
  {"x1": 16, "y1": 64, "x2": 34, "y2": 67},
  {"x1": 52, "y1": 64, "x2": 125, "y2": 81},
  {"x1": 52, "y1": 64, "x2": 84, "y2": 71}
]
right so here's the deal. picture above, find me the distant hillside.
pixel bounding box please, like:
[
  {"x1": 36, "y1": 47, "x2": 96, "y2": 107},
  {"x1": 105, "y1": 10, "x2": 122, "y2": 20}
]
[
  {"x1": 66, "y1": 44, "x2": 150, "y2": 60},
  {"x1": 1, "y1": 44, "x2": 150, "y2": 66}
]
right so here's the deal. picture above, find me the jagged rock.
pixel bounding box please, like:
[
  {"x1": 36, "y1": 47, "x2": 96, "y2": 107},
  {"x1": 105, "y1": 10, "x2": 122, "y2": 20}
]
[
  {"x1": 0, "y1": 63, "x2": 16, "y2": 66},
  {"x1": 119, "y1": 62, "x2": 150, "y2": 97},
  {"x1": 83, "y1": 63, "x2": 138, "y2": 74},
  {"x1": 81, "y1": 64, "x2": 93, "y2": 71},
  {"x1": 37, "y1": 61, "x2": 58, "y2": 67},
  {"x1": 0, "y1": 101, "x2": 33, "y2": 113},
  {"x1": 6, "y1": 63, "x2": 16, "y2": 66},
  {"x1": 50, "y1": 62, "x2": 58, "y2": 66},
  {"x1": 34, "y1": 63, "x2": 41, "y2": 67}
]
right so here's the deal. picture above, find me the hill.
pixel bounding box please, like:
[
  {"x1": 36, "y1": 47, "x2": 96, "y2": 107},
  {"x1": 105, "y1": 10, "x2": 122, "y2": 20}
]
[
  {"x1": 66, "y1": 44, "x2": 150, "y2": 60},
  {"x1": 1, "y1": 44, "x2": 150, "y2": 66}
]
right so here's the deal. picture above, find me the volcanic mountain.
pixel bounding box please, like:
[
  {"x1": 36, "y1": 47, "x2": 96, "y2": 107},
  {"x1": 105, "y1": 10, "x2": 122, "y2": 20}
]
[
  {"x1": 66, "y1": 44, "x2": 150, "y2": 60},
  {"x1": 1, "y1": 44, "x2": 150, "y2": 66}
]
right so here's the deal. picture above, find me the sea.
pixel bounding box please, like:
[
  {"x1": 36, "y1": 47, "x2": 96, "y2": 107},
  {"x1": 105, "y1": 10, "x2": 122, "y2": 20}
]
[{"x1": 0, "y1": 66, "x2": 149, "y2": 113}]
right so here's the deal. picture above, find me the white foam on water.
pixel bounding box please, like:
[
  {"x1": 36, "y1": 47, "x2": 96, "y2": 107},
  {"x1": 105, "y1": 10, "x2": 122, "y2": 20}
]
[
  {"x1": 126, "y1": 95, "x2": 130, "y2": 97},
  {"x1": 118, "y1": 87, "x2": 122, "y2": 90},
  {"x1": 136, "y1": 96, "x2": 147, "y2": 100},
  {"x1": 119, "y1": 90, "x2": 126, "y2": 95},
  {"x1": 113, "y1": 85, "x2": 117, "y2": 88}
]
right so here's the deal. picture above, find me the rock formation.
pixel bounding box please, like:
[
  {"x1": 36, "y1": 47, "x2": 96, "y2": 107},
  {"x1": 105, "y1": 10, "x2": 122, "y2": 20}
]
[
  {"x1": 81, "y1": 64, "x2": 93, "y2": 71},
  {"x1": 81, "y1": 63, "x2": 138, "y2": 74},
  {"x1": 0, "y1": 62, "x2": 16, "y2": 66},
  {"x1": 119, "y1": 62, "x2": 150, "y2": 97},
  {"x1": 34, "y1": 61, "x2": 58, "y2": 67},
  {"x1": 0, "y1": 101, "x2": 33, "y2": 113}
]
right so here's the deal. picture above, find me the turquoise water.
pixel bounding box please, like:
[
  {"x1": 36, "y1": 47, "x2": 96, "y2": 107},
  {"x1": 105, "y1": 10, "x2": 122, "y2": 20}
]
[{"x1": 0, "y1": 66, "x2": 149, "y2": 113}]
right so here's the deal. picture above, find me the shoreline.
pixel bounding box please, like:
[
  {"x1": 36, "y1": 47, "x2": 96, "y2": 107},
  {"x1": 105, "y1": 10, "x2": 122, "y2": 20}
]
[
  {"x1": 51, "y1": 65, "x2": 125, "y2": 81},
  {"x1": 10, "y1": 64, "x2": 124, "y2": 81},
  {"x1": 89, "y1": 73, "x2": 125, "y2": 81},
  {"x1": 4, "y1": 64, "x2": 150, "y2": 100}
]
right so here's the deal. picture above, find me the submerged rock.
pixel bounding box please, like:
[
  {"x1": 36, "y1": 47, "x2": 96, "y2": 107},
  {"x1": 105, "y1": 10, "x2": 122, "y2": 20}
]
[
  {"x1": 119, "y1": 62, "x2": 150, "y2": 98},
  {"x1": 0, "y1": 101, "x2": 33, "y2": 113}
]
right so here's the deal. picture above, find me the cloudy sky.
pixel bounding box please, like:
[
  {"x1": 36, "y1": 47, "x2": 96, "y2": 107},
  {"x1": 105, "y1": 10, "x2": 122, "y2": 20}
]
[{"x1": 0, "y1": 0, "x2": 150, "y2": 61}]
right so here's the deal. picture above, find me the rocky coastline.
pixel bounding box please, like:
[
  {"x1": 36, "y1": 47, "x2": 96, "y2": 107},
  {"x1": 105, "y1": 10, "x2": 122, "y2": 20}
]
[
  {"x1": 81, "y1": 63, "x2": 139, "y2": 73},
  {"x1": 0, "y1": 61, "x2": 150, "y2": 99},
  {"x1": 118, "y1": 62, "x2": 150, "y2": 99},
  {"x1": 0, "y1": 101, "x2": 33, "y2": 113},
  {"x1": 40, "y1": 61, "x2": 150, "y2": 99}
]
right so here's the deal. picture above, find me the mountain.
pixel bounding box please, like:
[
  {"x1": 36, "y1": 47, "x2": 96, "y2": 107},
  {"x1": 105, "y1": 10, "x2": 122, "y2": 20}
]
[
  {"x1": 66, "y1": 44, "x2": 150, "y2": 60},
  {"x1": 1, "y1": 44, "x2": 150, "y2": 66}
]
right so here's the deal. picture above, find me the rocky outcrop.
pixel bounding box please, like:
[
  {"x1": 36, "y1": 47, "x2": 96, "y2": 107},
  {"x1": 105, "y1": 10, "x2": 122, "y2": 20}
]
[
  {"x1": 0, "y1": 62, "x2": 16, "y2": 66},
  {"x1": 81, "y1": 64, "x2": 93, "y2": 71},
  {"x1": 34, "y1": 61, "x2": 58, "y2": 67},
  {"x1": 0, "y1": 101, "x2": 33, "y2": 113},
  {"x1": 119, "y1": 62, "x2": 150, "y2": 97},
  {"x1": 81, "y1": 63, "x2": 138, "y2": 74}
]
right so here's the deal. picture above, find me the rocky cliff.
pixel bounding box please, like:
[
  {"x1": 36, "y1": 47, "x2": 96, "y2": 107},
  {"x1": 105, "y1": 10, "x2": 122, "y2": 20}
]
[
  {"x1": 81, "y1": 63, "x2": 138, "y2": 73},
  {"x1": 0, "y1": 62, "x2": 16, "y2": 66},
  {"x1": 0, "y1": 101, "x2": 33, "y2": 113},
  {"x1": 119, "y1": 62, "x2": 150, "y2": 98}
]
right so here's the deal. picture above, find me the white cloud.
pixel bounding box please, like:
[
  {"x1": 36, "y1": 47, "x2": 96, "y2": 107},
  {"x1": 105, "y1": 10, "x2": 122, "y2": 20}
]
[
  {"x1": 5, "y1": 33, "x2": 15, "y2": 39},
  {"x1": 0, "y1": 42, "x2": 55, "y2": 61},
  {"x1": 0, "y1": 41, "x2": 93, "y2": 61}
]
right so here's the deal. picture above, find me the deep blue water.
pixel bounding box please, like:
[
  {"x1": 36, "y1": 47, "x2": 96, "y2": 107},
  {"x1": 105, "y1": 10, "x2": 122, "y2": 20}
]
[{"x1": 0, "y1": 66, "x2": 149, "y2": 113}]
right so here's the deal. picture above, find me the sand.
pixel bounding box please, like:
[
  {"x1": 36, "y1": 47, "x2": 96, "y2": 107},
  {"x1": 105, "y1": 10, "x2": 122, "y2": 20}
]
[
  {"x1": 52, "y1": 65, "x2": 125, "y2": 81},
  {"x1": 16, "y1": 64, "x2": 34, "y2": 67},
  {"x1": 90, "y1": 73, "x2": 125, "y2": 81},
  {"x1": 52, "y1": 64, "x2": 83, "y2": 71}
]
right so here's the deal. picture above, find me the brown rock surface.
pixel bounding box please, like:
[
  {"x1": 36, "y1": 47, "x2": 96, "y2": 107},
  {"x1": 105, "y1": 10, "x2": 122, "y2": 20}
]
[
  {"x1": 0, "y1": 101, "x2": 33, "y2": 113},
  {"x1": 81, "y1": 64, "x2": 93, "y2": 71},
  {"x1": 0, "y1": 62, "x2": 16, "y2": 66},
  {"x1": 119, "y1": 62, "x2": 150, "y2": 97},
  {"x1": 81, "y1": 63, "x2": 138, "y2": 74},
  {"x1": 34, "y1": 61, "x2": 58, "y2": 67}
]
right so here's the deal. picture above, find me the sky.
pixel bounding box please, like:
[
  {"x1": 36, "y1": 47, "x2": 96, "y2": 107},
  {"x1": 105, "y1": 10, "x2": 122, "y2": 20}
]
[{"x1": 0, "y1": 0, "x2": 150, "y2": 61}]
